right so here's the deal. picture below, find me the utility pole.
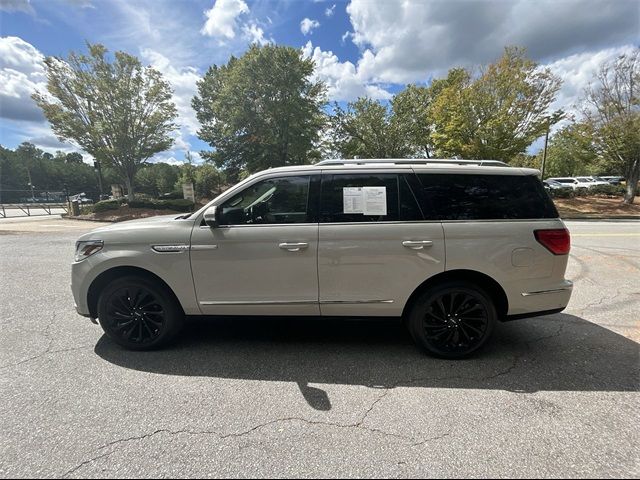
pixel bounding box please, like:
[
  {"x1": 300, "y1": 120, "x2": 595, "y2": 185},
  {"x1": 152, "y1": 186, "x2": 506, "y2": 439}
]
[
  {"x1": 27, "y1": 167, "x2": 35, "y2": 201},
  {"x1": 541, "y1": 118, "x2": 550, "y2": 180},
  {"x1": 94, "y1": 160, "x2": 104, "y2": 199}
]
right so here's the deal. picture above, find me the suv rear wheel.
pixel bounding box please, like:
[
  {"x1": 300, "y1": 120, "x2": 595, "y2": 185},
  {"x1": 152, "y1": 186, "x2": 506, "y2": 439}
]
[
  {"x1": 97, "y1": 275, "x2": 184, "y2": 350},
  {"x1": 407, "y1": 281, "x2": 497, "y2": 359}
]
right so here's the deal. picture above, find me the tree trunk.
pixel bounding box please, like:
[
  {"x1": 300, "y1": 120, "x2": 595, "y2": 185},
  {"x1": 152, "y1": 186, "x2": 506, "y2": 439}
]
[
  {"x1": 124, "y1": 175, "x2": 135, "y2": 202},
  {"x1": 623, "y1": 159, "x2": 639, "y2": 205}
]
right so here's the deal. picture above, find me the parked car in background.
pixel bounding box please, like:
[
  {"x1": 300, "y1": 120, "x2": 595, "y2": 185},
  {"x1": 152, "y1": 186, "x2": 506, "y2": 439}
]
[
  {"x1": 543, "y1": 179, "x2": 565, "y2": 190},
  {"x1": 70, "y1": 193, "x2": 94, "y2": 204},
  {"x1": 547, "y1": 177, "x2": 593, "y2": 190},
  {"x1": 601, "y1": 176, "x2": 625, "y2": 185},
  {"x1": 582, "y1": 176, "x2": 611, "y2": 187}
]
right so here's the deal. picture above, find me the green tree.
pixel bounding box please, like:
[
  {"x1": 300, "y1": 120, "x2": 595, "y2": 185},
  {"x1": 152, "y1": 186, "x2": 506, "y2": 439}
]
[
  {"x1": 0, "y1": 143, "x2": 99, "y2": 201},
  {"x1": 135, "y1": 162, "x2": 180, "y2": 197},
  {"x1": 193, "y1": 44, "x2": 327, "y2": 179},
  {"x1": 540, "y1": 122, "x2": 598, "y2": 178},
  {"x1": 65, "y1": 152, "x2": 84, "y2": 164},
  {"x1": 391, "y1": 84, "x2": 434, "y2": 157},
  {"x1": 195, "y1": 163, "x2": 225, "y2": 199},
  {"x1": 330, "y1": 97, "x2": 414, "y2": 159},
  {"x1": 32, "y1": 43, "x2": 178, "y2": 200},
  {"x1": 429, "y1": 47, "x2": 562, "y2": 162},
  {"x1": 582, "y1": 50, "x2": 640, "y2": 203},
  {"x1": 510, "y1": 153, "x2": 541, "y2": 170}
]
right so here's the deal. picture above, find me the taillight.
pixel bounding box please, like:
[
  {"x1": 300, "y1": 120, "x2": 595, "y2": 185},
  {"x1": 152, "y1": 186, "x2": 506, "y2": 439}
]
[{"x1": 534, "y1": 229, "x2": 571, "y2": 255}]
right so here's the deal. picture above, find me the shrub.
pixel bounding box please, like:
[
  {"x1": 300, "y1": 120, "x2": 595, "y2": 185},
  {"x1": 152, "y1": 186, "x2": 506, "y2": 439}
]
[
  {"x1": 93, "y1": 199, "x2": 123, "y2": 213},
  {"x1": 127, "y1": 198, "x2": 157, "y2": 209},
  {"x1": 163, "y1": 199, "x2": 195, "y2": 211},
  {"x1": 159, "y1": 190, "x2": 183, "y2": 200},
  {"x1": 574, "y1": 187, "x2": 590, "y2": 197},
  {"x1": 127, "y1": 198, "x2": 195, "y2": 212},
  {"x1": 589, "y1": 184, "x2": 626, "y2": 196},
  {"x1": 549, "y1": 187, "x2": 575, "y2": 199}
]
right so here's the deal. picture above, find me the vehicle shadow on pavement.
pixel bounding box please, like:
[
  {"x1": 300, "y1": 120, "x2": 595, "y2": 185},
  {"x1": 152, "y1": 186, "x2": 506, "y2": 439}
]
[{"x1": 95, "y1": 313, "x2": 639, "y2": 410}]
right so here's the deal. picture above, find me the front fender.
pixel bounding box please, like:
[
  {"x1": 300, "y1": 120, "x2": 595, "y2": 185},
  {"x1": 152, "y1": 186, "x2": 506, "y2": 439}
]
[{"x1": 71, "y1": 245, "x2": 200, "y2": 317}]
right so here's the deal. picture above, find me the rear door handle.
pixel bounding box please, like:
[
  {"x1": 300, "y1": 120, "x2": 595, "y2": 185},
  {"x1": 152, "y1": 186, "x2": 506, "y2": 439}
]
[
  {"x1": 279, "y1": 242, "x2": 309, "y2": 252},
  {"x1": 402, "y1": 240, "x2": 434, "y2": 250}
]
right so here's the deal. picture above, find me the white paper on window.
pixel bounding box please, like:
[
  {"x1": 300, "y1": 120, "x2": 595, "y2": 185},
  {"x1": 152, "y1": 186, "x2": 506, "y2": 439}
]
[
  {"x1": 363, "y1": 186, "x2": 387, "y2": 215},
  {"x1": 343, "y1": 187, "x2": 364, "y2": 213}
]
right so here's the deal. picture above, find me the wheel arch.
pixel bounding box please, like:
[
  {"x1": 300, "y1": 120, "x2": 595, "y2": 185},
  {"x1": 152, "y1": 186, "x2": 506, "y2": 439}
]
[
  {"x1": 87, "y1": 266, "x2": 185, "y2": 318},
  {"x1": 401, "y1": 269, "x2": 509, "y2": 320}
]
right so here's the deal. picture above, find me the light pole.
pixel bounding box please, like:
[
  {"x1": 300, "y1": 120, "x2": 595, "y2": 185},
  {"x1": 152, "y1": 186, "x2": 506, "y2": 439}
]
[
  {"x1": 541, "y1": 117, "x2": 550, "y2": 180},
  {"x1": 94, "y1": 160, "x2": 104, "y2": 199}
]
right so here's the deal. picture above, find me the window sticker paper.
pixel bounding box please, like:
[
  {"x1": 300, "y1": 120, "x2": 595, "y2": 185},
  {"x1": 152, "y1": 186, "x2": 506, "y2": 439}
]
[
  {"x1": 363, "y1": 186, "x2": 387, "y2": 215},
  {"x1": 343, "y1": 187, "x2": 364, "y2": 213}
]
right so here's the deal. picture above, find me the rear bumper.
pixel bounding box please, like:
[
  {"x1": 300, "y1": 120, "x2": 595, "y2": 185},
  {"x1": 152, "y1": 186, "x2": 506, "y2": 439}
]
[
  {"x1": 504, "y1": 307, "x2": 566, "y2": 322},
  {"x1": 507, "y1": 280, "x2": 573, "y2": 316}
]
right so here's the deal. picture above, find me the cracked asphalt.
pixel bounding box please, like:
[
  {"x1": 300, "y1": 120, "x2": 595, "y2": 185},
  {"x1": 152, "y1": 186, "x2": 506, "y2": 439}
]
[{"x1": 0, "y1": 218, "x2": 638, "y2": 478}]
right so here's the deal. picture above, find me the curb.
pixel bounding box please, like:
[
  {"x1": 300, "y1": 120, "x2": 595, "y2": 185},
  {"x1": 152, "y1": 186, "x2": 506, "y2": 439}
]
[{"x1": 64, "y1": 216, "x2": 116, "y2": 223}]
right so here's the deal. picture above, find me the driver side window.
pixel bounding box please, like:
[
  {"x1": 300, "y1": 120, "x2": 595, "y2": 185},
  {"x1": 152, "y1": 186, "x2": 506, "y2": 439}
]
[{"x1": 220, "y1": 176, "x2": 311, "y2": 226}]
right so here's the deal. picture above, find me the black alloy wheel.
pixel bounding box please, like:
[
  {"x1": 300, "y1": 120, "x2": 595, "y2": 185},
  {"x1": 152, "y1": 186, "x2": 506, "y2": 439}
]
[
  {"x1": 408, "y1": 282, "x2": 497, "y2": 358},
  {"x1": 97, "y1": 276, "x2": 183, "y2": 350}
]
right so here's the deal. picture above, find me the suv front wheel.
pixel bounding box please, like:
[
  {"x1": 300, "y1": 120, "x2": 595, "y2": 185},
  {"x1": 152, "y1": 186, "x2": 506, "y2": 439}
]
[
  {"x1": 408, "y1": 281, "x2": 497, "y2": 359},
  {"x1": 97, "y1": 275, "x2": 184, "y2": 350}
]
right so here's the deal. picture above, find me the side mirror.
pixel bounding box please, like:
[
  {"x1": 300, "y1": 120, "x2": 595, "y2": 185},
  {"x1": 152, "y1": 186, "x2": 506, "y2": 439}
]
[{"x1": 204, "y1": 205, "x2": 220, "y2": 228}]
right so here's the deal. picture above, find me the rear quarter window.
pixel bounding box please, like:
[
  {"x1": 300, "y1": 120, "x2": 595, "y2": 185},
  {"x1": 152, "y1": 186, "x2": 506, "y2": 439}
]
[{"x1": 416, "y1": 174, "x2": 558, "y2": 220}]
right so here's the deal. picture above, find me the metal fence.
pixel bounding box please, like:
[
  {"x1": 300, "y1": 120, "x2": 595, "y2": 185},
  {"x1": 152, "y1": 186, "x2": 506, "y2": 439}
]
[
  {"x1": 0, "y1": 188, "x2": 102, "y2": 218},
  {"x1": 0, "y1": 188, "x2": 102, "y2": 204}
]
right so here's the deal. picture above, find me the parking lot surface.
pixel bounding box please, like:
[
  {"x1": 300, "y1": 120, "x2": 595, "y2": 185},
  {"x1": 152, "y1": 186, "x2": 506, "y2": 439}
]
[{"x1": 0, "y1": 218, "x2": 638, "y2": 478}]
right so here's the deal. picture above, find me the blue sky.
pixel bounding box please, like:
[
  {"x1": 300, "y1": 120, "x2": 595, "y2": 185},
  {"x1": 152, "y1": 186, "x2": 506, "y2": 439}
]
[{"x1": 0, "y1": 0, "x2": 638, "y2": 164}]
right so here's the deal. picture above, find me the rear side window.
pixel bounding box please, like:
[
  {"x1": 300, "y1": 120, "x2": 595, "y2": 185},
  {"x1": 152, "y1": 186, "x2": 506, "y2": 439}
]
[
  {"x1": 320, "y1": 174, "x2": 422, "y2": 223},
  {"x1": 416, "y1": 174, "x2": 558, "y2": 220}
]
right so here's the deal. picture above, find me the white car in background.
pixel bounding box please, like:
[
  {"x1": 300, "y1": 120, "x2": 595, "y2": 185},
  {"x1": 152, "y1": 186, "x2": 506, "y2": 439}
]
[
  {"x1": 583, "y1": 176, "x2": 611, "y2": 187},
  {"x1": 547, "y1": 177, "x2": 593, "y2": 190}
]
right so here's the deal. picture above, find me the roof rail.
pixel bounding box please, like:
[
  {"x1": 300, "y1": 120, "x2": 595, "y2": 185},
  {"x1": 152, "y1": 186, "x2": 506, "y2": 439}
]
[{"x1": 315, "y1": 158, "x2": 510, "y2": 167}]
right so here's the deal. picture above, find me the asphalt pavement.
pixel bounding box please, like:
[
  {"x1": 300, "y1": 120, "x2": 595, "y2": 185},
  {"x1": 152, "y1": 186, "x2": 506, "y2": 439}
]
[{"x1": 0, "y1": 218, "x2": 638, "y2": 478}]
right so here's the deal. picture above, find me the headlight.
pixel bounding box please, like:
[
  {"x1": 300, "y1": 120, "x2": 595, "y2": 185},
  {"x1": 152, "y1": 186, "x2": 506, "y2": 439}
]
[{"x1": 75, "y1": 240, "x2": 104, "y2": 262}]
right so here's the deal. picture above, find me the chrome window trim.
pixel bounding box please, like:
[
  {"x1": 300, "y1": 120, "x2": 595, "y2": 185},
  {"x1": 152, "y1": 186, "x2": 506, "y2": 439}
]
[{"x1": 199, "y1": 223, "x2": 319, "y2": 229}]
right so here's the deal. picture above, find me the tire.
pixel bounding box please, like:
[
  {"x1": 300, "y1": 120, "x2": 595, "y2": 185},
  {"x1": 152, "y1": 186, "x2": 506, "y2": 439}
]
[
  {"x1": 407, "y1": 281, "x2": 497, "y2": 359},
  {"x1": 97, "y1": 275, "x2": 184, "y2": 350}
]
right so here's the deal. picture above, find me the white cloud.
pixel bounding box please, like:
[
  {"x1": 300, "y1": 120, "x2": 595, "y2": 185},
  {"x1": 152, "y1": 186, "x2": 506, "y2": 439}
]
[
  {"x1": 0, "y1": 0, "x2": 34, "y2": 14},
  {"x1": 302, "y1": 41, "x2": 392, "y2": 102},
  {"x1": 201, "y1": 0, "x2": 249, "y2": 40},
  {"x1": 140, "y1": 48, "x2": 203, "y2": 164},
  {"x1": 0, "y1": 36, "x2": 47, "y2": 122},
  {"x1": 325, "y1": 4, "x2": 336, "y2": 18},
  {"x1": 140, "y1": 49, "x2": 201, "y2": 136},
  {"x1": 242, "y1": 22, "x2": 271, "y2": 45},
  {"x1": 545, "y1": 44, "x2": 639, "y2": 122},
  {"x1": 300, "y1": 18, "x2": 320, "y2": 36},
  {"x1": 345, "y1": 0, "x2": 640, "y2": 84}
]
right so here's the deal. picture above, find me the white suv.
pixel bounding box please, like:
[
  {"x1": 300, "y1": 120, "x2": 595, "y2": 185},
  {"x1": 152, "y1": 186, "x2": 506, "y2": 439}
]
[{"x1": 72, "y1": 159, "x2": 573, "y2": 358}]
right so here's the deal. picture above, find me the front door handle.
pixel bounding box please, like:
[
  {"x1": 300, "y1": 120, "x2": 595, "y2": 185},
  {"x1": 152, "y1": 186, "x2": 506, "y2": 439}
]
[
  {"x1": 402, "y1": 240, "x2": 434, "y2": 250},
  {"x1": 279, "y1": 242, "x2": 309, "y2": 252}
]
